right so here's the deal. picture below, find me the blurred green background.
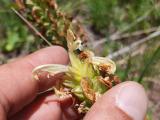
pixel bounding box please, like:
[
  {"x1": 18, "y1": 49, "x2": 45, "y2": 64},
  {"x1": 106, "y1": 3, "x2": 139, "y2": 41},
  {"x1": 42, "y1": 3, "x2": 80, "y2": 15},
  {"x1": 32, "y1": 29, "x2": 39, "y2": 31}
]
[{"x1": 0, "y1": 0, "x2": 160, "y2": 119}]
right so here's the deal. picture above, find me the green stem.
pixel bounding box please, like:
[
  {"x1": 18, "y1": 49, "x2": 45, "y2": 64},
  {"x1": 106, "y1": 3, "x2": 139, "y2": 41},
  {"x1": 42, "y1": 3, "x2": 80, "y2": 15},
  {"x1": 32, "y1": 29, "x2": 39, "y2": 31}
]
[{"x1": 138, "y1": 46, "x2": 160, "y2": 83}]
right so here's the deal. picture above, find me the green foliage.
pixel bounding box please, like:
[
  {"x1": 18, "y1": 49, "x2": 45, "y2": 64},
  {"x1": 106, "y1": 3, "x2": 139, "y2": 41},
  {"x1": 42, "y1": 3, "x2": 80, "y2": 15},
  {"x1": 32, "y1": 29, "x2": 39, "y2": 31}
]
[
  {"x1": 102, "y1": 40, "x2": 123, "y2": 56},
  {"x1": 0, "y1": 0, "x2": 34, "y2": 52},
  {"x1": 146, "y1": 110, "x2": 153, "y2": 120},
  {"x1": 138, "y1": 46, "x2": 160, "y2": 83},
  {"x1": 116, "y1": 39, "x2": 160, "y2": 84},
  {"x1": 86, "y1": 0, "x2": 118, "y2": 31},
  {"x1": 121, "y1": 56, "x2": 132, "y2": 82},
  {"x1": 85, "y1": 0, "x2": 157, "y2": 34}
]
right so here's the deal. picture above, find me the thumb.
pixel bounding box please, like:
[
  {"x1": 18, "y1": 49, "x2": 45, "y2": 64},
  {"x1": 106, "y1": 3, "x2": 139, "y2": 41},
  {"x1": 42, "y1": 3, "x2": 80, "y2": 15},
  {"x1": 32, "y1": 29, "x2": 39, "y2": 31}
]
[{"x1": 84, "y1": 81, "x2": 148, "y2": 120}]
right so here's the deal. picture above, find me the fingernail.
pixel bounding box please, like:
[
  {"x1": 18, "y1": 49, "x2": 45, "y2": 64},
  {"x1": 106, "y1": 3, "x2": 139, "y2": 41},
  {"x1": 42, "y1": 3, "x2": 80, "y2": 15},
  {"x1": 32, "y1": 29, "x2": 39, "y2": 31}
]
[{"x1": 116, "y1": 82, "x2": 148, "y2": 120}]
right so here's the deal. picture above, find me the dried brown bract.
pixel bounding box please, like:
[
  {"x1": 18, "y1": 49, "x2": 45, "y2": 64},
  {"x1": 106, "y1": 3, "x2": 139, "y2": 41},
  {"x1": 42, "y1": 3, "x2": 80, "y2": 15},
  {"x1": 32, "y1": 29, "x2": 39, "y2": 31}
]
[{"x1": 81, "y1": 77, "x2": 95, "y2": 102}]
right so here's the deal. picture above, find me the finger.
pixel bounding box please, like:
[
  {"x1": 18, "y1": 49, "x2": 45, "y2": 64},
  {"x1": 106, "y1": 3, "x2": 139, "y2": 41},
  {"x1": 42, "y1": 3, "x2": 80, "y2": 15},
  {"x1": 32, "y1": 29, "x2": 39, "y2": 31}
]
[
  {"x1": 0, "y1": 46, "x2": 69, "y2": 116},
  {"x1": 11, "y1": 94, "x2": 63, "y2": 120},
  {"x1": 11, "y1": 92, "x2": 76, "y2": 120},
  {"x1": 84, "y1": 81, "x2": 148, "y2": 120},
  {"x1": 62, "y1": 107, "x2": 81, "y2": 120}
]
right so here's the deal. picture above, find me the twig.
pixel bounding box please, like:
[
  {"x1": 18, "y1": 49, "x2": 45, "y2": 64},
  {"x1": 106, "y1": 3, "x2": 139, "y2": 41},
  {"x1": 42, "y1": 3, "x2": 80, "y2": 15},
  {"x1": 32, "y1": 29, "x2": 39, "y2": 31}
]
[
  {"x1": 93, "y1": 27, "x2": 158, "y2": 48},
  {"x1": 113, "y1": 27, "x2": 158, "y2": 40},
  {"x1": 11, "y1": 8, "x2": 52, "y2": 46},
  {"x1": 93, "y1": 4, "x2": 159, "y2": 48},
  {"x1": 107, "y1": 27, "x2": 160, "y2": 59},
  {"x1": 116, "y1": 45, "x2": 147, "y2": 65}
]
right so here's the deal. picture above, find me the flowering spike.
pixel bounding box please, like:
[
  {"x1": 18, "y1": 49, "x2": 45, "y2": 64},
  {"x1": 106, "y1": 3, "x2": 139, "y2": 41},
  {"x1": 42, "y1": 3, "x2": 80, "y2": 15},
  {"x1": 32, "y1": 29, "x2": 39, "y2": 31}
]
[{"x1": 15, "y1": 0, "x2": 121, "y2": 115}]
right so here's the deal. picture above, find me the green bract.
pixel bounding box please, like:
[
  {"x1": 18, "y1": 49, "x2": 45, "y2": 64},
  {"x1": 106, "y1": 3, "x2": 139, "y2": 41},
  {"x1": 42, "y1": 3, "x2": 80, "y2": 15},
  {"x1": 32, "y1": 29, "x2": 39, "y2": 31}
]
[{"x1": 32, "y1": 50, "x2": 119, "y2": 113}]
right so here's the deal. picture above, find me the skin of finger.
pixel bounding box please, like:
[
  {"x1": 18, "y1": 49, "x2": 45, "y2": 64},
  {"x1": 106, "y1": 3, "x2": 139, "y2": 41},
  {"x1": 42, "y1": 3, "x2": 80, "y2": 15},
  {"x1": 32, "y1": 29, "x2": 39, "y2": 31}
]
[
  {"x1": 35, "y1": 71, "x2": 64, "y2": 92},
  {"x1": 0, "y1": 104, "x2": 6, "y2": 120},
  {"x1": 84, "y1": 81, "x2": 147, "y2": 120},
  {"x1": 11, "y1": 94, "x2": 62, "y2": 120},
  {"x1": 0, "y1": 46, "x2": 69, "y2": 116},
  {"x1": 62, "y1": 107, "x2": 81, "y2": 120},
  {"x1": 11, "y1": 94, "x2": 78, "y2": 120}
]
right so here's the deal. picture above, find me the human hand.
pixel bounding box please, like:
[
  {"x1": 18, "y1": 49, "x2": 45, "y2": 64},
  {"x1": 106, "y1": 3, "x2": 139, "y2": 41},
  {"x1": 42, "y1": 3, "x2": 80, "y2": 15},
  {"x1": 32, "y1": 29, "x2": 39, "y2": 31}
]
[{"x1": 0, "y1": 46, "x2": 147, "y2": 120}]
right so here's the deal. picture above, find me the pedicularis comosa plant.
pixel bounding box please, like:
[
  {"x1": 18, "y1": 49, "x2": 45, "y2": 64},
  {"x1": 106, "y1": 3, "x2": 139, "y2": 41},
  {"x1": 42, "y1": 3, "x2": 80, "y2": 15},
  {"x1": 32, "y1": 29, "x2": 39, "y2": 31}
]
[{"x1": 15, "y1": 0, "x2": 120, "y2": 114}]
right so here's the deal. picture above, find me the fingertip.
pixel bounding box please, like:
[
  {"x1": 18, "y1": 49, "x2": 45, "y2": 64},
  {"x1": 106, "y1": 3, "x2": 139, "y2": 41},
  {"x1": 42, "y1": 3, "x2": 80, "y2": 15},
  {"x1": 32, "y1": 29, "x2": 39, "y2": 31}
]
[
  {"x1": 46, "y1": 46, "x2": 69, "y2": 65},
  {"x1": 115, "y1": 81, "x2": 148, "y2": 120},
  {"x1": 27, "y1": 46, "x2": 69, "y2": 66}
]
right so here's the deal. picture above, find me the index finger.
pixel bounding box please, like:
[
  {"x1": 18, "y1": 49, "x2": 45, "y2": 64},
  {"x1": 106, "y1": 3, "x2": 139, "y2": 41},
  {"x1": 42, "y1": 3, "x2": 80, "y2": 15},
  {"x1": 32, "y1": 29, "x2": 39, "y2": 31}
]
[{"x1": 0, "y1": 46, "x2": 68, "y2": 116}]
